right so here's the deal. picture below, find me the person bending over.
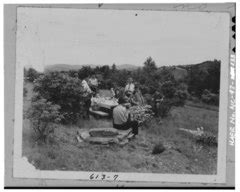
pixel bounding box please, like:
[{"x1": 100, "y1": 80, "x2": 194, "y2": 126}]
[{"x1": 113, "y1": 97, "x2": 139, "y2": 135}]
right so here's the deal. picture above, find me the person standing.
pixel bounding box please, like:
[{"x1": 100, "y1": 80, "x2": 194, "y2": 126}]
[
  {"x1": 124, "y1": 77, "x2": 135, "y2": 93},
  {"x1": 113, "y1": 97, "x2": 139, "y2": 135},
  {"x1": 152, "y1": 90, "x2": 164, "y2": 117},
  {"x1": 82, "y1": 78, "x2": 92, "y2": 95},
  {"x1": 132, "y1": 85, "x2": 145, "y2": 106},
  {"x1": 88, "y1": 75, "x2": 98, "y2": 93},
  {"x1": 81, "y1": 78, "x2": 92, "y2": 119}
]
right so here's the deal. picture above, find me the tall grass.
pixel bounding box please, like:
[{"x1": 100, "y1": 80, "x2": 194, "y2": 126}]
[{"x1": 22, "y1": 82, "x2": 218, "y2": 174}]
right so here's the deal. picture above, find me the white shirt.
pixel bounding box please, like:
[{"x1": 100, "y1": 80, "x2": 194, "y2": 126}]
[
  {"x1": 82, "y1": 80, "x2": 92, "y2": 93},
  {"x1": 89, "y1": 78, "x2": 98, "y2": 86},
  {"x1": 125, "y1": 83, "x2": 135, "y2": 92},
  {"x1": 113, "y1": 105, "x2": 129, "y2": 125}
]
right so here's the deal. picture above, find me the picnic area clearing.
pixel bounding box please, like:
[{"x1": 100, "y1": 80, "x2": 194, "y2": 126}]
[{"x1": 23, "y1": 83, "x2": 218, "y2": 174}]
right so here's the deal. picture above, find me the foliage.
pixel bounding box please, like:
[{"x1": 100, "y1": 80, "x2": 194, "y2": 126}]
[
  {"x1": 152, "y1": 80, "x2": 189, "y2": 118},
  {"x1": 129, "y1": 105, "x2": 154, "y2": 124},
  {"x1": 24, "y1": 67, "x2": 40, "y2": 82},
  {"x1": 26, "y1": 98, "x2": 63, "y2": 142},
  {"x1": 179, "y1": 127, "x2": 218, "y2": 147},
  {"x1": 27, "y1": 57, "x2": 220, "y2": 123},
  {"x1": 187, "y1": 60, "x2": 220, "y2": 97},
  {"x1": 201, "y1": 89, "x2": 219, "y2": 106},
  {"x1": 154, "y1": 100, "x2": 171, "y2": 118},
  {"x1": 77, "y1": 66, "x2": 94, "y2": 79},
  {"x1": 152, "y1": 142, "x2": 166, "y2": 154},
  {"x1": 33, "y1": 72, "x2": 86, "y2": 123},
  {"x1": 161, "y1": 81, "x2": 176, "y2": 98},
  {"x1": 111, "y1": 63, "x2": 117, "y2": 72},
  {"x1": 23, "y1": 86, "x2": 28, "y2": 97},
  {"x1": 98, "y1": 78, "x2": 114, "y2": 89},
  {"x1": 143, "y1": 56, "x2": 157, "y2": 74},
  {"x1": 196, "y1": 132, "x2": 218, "y2": 146}
]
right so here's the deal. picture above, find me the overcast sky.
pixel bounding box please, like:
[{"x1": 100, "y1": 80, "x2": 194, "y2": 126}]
[{"x1": 17, "y1": 7, "x2": 230, "y2": 71}]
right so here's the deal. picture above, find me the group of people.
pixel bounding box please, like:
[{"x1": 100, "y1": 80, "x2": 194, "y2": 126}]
[
  {"x1": 81, "y1": 76, "x2": 148, "y2": 137},
  {"x1": 112, "y1": 78, "x2": 146, "y2": 137},
  {"x1": 111, "y1": 78, "x2": 146, "y2": 106}
]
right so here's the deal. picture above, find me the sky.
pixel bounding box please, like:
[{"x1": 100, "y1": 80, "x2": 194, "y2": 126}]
[{"x1": 17, "y1": 7, "x2": 230, "y2": 72}]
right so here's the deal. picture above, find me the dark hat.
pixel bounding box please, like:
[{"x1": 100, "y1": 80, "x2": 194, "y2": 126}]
[
  {"x1": 125, "y1": 90, "x2": 133, "y2": 96},
  {"x1": 118, "y1": 96, "x2": 128, "y2": 104}
]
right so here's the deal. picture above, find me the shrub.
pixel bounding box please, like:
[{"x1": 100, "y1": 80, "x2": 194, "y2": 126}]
[
  {"x1": 99, "y1": 78, "x2": 114, "y2": 89},
  {"x1": 152, "y1": 82, "x2": 188, "y2": 118},
  {"x1": 154, "y1": 100, "x2": 172, "y2": 118},
  {"x1": 201, "y1": 89, "x2": 219, "y2": 105},
  {"x1": 161, "y1": 81, "x2": 176, "y2": 98},
  {"x1": 23, "y1": 87, "x2": 28, "y2": 97},
  {"x1": 26, "y1": 98, "x2": 63, "y2": 143},
  {"x1": 33, "y1": 72, "x2": 86, "y2": 123},
  {"x1": 196, "y1": 132, "x2": 218, "y2": 146},
  {"x1": 173, "y1": 89, "x2": 188, "y2": 106},
  {"x1": 187, "y1": 60, "x2": 220, "y2": 97},
  {"x1": 152, "y1": 142, "x2": 166, "y2": 154},
  {"x1": 25, "y1": 68, "x2": 40, "y2": 82}
]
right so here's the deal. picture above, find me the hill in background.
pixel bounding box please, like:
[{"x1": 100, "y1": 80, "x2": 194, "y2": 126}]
[{"x1": 44, "y1": 64, "x2": 139, "y2": 72}]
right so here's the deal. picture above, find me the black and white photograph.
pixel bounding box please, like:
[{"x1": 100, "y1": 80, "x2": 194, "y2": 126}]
[{"x1": 6, "y1": 3, "x2": 235, "y2": 186}]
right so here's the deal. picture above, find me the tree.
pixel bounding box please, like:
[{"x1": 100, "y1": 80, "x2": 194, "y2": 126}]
[
  {"x1": 111, "y1": 63, "x2": 117, "y2": 72},
  {"x1": 68, "y1": 70, "x2": 79, "y2": 78},
  {"x1": 78, "y1": 66, "x2": 93, "y2": 79},
  {"x1": 100, "y1": 65, "x2": 111, "y2": 78},
  {"x1": 33, "y1": 72, "x2": 86, "y2": 123},
  {"x1": 25, "y1": 67, "x2": 40, "y2": 82},
  {"x1": 26, "y1": 98, "x2": 63, "y2": 143},
  {"x1": 187, "y1": 60, "x2": 220, "y2": 97},
  {"x1": 143, "y1": 57, "x2": 157, "y2": 74}
]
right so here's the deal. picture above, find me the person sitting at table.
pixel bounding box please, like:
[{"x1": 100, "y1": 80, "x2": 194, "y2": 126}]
[
  {"x1": 113, "y1": 97, "x2": 139, "y2": 136},
  {"x1": 124, "y1": 77, "x2": 135, "y2": 94},
  {"x1": 125, "y1": 90, "x2": 137, "y2": 106}
]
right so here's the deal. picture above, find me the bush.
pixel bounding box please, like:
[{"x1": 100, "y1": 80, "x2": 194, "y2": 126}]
[
  {"x1": 26, "y1": 98, "x2": 63, "y2": 143},
  {"x1": 196, "y1": 132, "x2": 217, "y2": 146},
  {"x1": 152, "y1": 142, "x2": 165, "y2": 154},
  {"x1": 173, "y1": 89, "x2": 188, "y2": 106},
  {"x1": 99, "y1": 78, "x2": 114, "y2": 89},
  {"x1": 152, "y1": 81, "x2": 188, "y2": 118},
  {"x1": 201, "y1": 89, "x2": 219, "y2": 105},
  {"x1": 23, "y1": 87, "x2": 28, "y2": 97},
  {"x1": 154, "y1": 100, "x2": 170, "y2": 118},
  {"x1": 25, "y1": 68, "x2": 40, "y2": 82},
  {"x1": 187, "y1": 60, "x2": 220, "y2": 97},
  {"x1": 161, "y1": 81, "x2": 176, "y2": 98},
  {"x1": 33, "y1": 72, "x2": 86, "y2": 123}
]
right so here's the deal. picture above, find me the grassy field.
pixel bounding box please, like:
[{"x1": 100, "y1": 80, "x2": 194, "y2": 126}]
[{"x1": 22, "y1": 83, "x2": 218, "y2": 174}]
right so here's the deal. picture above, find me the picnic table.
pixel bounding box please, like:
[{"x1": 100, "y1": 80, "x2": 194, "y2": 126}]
[
  {"x1": 91, "y1": 97, "x2": 118, "y2": 109},
  {"x1": 90, "y1": 95, "x2": 153, "y2": 123},
  {"x1": 90, "y1": 97, "x2": 118, "y2": 118}
]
